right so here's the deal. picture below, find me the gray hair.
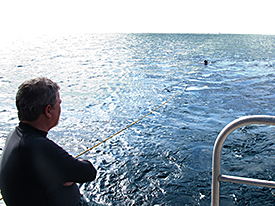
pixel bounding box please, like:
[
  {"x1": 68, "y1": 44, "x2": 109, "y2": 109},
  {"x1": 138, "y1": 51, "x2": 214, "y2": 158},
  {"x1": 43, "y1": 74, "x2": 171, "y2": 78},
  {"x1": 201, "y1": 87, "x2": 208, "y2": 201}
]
[{"x1": 16, "y1": 77, "x2": 60, "y2": 121}]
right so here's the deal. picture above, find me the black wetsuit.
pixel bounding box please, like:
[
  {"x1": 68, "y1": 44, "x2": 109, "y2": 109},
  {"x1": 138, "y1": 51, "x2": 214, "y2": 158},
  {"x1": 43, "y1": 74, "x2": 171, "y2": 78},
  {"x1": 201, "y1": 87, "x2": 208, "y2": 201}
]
[{"x1": 0, "y1": 122, "x2": 97, "y2": 206}]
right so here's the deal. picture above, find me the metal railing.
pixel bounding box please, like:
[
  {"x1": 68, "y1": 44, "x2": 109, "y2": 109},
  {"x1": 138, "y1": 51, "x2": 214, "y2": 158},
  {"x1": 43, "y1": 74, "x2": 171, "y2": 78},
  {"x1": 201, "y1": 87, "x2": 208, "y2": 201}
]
[{"x1": 211, "y1": 115, "x2": 275, "y2": 206}]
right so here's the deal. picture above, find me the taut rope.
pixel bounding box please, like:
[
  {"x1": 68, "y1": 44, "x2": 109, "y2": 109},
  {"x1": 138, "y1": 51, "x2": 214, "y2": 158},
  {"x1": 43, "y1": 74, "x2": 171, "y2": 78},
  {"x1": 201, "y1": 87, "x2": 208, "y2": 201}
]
[{"x1": 75, "y1": 84, "x2": 188, "y2": 158}]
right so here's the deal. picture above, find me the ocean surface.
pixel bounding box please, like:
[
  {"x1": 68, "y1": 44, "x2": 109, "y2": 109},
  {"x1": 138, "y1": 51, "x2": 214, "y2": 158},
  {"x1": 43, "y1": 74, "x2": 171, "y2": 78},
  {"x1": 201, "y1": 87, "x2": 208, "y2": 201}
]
[{"x1": 1, "y1": 33, "x2": 275, "y2": 205}]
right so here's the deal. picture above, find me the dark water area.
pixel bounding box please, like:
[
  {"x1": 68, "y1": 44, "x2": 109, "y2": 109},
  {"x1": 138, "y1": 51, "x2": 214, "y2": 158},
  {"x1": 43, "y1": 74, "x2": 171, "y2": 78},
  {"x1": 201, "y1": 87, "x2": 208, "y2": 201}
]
[{"x1": 1, "y1": 33, "x2": 275, "y2": 205}]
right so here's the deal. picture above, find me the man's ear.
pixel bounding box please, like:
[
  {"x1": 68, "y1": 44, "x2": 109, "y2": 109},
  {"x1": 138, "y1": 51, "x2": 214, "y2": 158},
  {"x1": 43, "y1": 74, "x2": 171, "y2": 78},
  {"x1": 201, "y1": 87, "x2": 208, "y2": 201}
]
[{"x1": 44, "y1": 105, "x2": 52, "y2": 118}]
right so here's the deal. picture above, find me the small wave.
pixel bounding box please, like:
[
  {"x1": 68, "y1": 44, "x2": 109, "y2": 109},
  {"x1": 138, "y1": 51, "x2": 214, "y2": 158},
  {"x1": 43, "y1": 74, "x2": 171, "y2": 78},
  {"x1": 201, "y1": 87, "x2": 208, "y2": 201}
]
[{"x1": 186, "y1": 86, "x2": 209, "y2": 91}]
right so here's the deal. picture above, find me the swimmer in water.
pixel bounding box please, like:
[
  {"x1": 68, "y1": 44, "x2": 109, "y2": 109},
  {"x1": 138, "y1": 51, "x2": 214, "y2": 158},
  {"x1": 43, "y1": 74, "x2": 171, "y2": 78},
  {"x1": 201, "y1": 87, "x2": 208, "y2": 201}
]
[{"x1": 204, "y1": 60, "x2": 208, "y2": 65}]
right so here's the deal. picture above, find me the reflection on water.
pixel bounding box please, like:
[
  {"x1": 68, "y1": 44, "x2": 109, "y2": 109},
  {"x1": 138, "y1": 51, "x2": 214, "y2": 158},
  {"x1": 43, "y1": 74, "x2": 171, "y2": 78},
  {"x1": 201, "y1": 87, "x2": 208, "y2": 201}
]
[{"x1": 1, "y1": 33, "x2": 275, "y2": 205}]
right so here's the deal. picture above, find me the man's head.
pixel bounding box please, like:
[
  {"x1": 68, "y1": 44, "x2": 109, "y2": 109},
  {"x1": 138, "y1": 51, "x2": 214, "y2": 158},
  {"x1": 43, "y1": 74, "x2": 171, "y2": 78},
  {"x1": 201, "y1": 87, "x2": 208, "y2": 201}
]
[{"x1": 16, "y1": 77, "x2": 60, "y2": 123}]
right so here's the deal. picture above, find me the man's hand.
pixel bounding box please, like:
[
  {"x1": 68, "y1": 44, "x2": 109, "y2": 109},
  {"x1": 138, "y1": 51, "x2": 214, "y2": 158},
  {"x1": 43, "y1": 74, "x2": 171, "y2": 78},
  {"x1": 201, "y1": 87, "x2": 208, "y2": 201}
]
[{"x1": 63, "y1": 182, "x2": 74, "y2": 186}]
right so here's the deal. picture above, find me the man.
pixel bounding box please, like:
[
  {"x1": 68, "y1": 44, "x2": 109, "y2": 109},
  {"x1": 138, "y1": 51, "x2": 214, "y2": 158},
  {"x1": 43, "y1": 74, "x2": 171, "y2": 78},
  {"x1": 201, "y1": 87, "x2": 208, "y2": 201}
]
[{"x1": 0, "y1": 77, "x2": 97, "y2": 206}]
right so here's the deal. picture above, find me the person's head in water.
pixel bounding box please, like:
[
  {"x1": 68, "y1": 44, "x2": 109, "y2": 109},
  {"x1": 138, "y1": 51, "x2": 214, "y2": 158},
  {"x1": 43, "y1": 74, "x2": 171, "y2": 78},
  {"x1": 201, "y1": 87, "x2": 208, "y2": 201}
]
[{"x1": 204, "y1": 60, "x2": 208, "y2": 65}]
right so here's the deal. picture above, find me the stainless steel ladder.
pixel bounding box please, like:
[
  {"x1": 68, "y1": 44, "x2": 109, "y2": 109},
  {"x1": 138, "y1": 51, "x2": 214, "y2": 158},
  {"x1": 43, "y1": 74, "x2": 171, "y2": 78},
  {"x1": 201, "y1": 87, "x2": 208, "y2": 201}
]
[{"x1": 211, "y1": 115, "x2": 275, "y2": 206}]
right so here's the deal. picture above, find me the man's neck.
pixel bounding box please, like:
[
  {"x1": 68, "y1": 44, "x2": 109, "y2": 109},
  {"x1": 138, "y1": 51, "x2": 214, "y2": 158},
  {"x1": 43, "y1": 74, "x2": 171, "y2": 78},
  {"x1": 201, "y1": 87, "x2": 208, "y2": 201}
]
[{"x1": 21, "y1": 120, "x2": 50, "y2": 132}]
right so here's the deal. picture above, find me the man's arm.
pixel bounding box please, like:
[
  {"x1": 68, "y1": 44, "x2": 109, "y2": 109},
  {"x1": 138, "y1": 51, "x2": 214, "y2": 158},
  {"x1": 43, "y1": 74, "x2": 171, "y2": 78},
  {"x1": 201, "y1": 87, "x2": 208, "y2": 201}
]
[
  {"x1": 24, "y1": 137, "x2": 97, "y2": 187},
  {"x1": 62, "y1": 159, "x2": 96, "y2": 186}
]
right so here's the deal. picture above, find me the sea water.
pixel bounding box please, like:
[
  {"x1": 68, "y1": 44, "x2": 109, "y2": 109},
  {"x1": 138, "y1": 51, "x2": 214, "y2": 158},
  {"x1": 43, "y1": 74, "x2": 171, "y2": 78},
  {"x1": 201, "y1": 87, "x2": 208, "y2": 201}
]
[{"x1": 1, "y1": 33, "x2": 275, "y2": 205}]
